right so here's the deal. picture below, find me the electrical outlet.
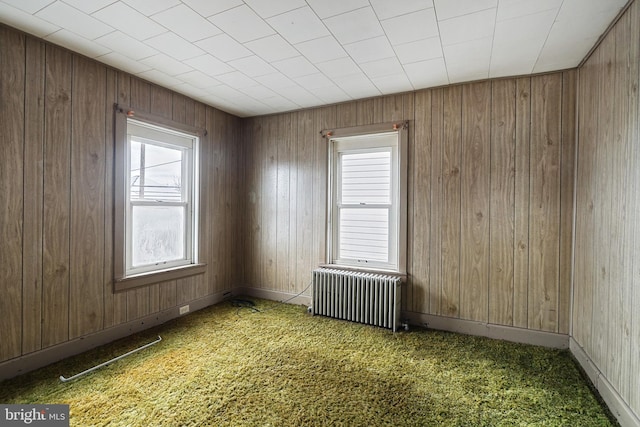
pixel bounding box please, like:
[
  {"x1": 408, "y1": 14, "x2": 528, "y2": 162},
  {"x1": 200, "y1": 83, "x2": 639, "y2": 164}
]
[{"x1": 179, "y1": 305, "x2": 190, "y2": 315}]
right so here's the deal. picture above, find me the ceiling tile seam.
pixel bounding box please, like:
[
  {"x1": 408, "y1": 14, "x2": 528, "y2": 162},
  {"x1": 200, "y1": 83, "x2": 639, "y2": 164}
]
[
  {"x1": 487, "y1": 3, "x2": 500, "y2": 77},
  {"x1": 432, "y1": 2, "x2": 452, "y2": 85},
  {"x1": 35, "y1": 2, "x2": 117, "y2": 42},
  {"x1": 531, "y1": 0, "x2": 566, "y2": 74},
  {"x1": 436, "y1": 6, "x2": 499, "y2": 23}
]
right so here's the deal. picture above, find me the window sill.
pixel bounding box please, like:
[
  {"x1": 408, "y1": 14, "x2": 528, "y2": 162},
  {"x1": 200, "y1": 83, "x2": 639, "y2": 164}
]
[
  {"x1": 319, "y1": 264, "x2": 407, "y2": 281},
  {"x1": 114, "y1": 263, "x2": 207, "y2": 292}
]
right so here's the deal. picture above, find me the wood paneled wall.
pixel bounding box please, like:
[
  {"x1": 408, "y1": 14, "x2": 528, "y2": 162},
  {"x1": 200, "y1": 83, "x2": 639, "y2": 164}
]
[
  {"x1": 243, "y1": 72, "x2": 576, "y2": 335},
  {"x1": 0, "y1": 25, "x2": 241, "y2": 364},
  {"x1": 574, "y1": 0, "x2": 640, "y2": 416}
]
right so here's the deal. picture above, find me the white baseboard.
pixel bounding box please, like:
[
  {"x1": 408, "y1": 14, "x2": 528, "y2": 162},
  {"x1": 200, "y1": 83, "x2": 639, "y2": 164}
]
[
  {"x1": 0, "y1": 291, "x2": 228, "y2": 382},
  {"x1": 570, "y1": 338, "x2": 640, "y2": 427},
  {"x1": 403, "y1": 311, "x2": 570, "y2": 349}
]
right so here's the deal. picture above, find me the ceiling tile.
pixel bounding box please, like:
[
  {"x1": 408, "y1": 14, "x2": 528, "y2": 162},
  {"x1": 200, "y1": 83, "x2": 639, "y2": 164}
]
[
  {"x1": 140, "y1": 53, "x2": 193, "y2": 76},
  {"x1": 122, "y1": 0, "x2": 180, "y2": 16},
  {"x1": 152, "y1": 4, "x2": 222, "y2": 42},
  {"x1": 267, "y1": 6, "x2": 329, "y2": 44},
  {"x1": 360, "y1": 57, "x2": 404, "y2": 79},
  {"x1": 92, "y1": 2, "x2": 166, "y2": 41},
  {"x1": 333, "y1": 73, "x2": 381, "y2": 98},
  {"x1": 307, "y1": 84, "x2": 349, "y2": 104},
  {"x1": 295, "y1": 36, "x2": 347, "y2": 64},
  {"x1": 496, "y1": 0, "x2": 561, "y2": 21},
  {"x1": 493, "y1": 9, "x2": 556, "y2": 45},
  {"x1": 433, "y1": 0, "x2": 497, "y2": 21},
  {"x1": 238, "y1": 84, "x2": 277, "y2": 100},
  {"x1": 2, "y1": 0, "x2": 54, "y2": 14},
  {"x1": 293, "y1": 73, "x2": 334, "y2": 90},
  {"x1": 0, "y1": 3, "x2": 60, "y2": 38},
  {"x1": 277, "y1": 85, "x2": 322, "y2": 107},
  {"x1": 254, "y1": 73, "x2": 297, "y2": 90},
  {"x1": 371, "y1": 72, "x2": 413, "y2": 93},
  {"x1": 136, "y1": 69, "x2": 182, "y2": 87},
  {"x1": 216, "y1": 71, "x2": 258, "y2": 89},
  {"x1": 145, "y1": 32, "x2": 205, "y2": 61},
  {"x1": 344, "y1": 36, "x2": 395, "y2": 64},
  {"x1": 96, "y1": 31, "x2": 157, "y2": 60},
  {"x1": 61, "y1": 0, "x2": 117, "y2": 14},
  {"x1": 534, "y1": 36, "x2": 598, "y2": 73},
  {"x1": 184, "y1": 54, "x2": 234, "y2": 75},
  {"x1": 403, "y1": 57, "x2": 448, "y2": 88},
  {"x1": 182, "y1": 0, "x2": 243, "y2": 17},
  {"x1": 176, "y1": 70, "x2": 221, "y2": 89},
  {"x1": 208, "y1": 5, "x2": 275, "y2": 43},
  {"x1": 97, "y1": 51, "x2": 151, "y2": 74},
  {"x1": 443, "y1": 37, "x2": 492, "y2": 82},
  {"x1": 381, "y1": 9, "x2": 438, "y2": 45},
  {"x1": 438, "y1": 8, "x2": 495, "y2": 46},
  {"x1": 245, "y1": 34, "x2": 299, "y2": 62},
  {"x1": 555, "y1": 0, "x2": 627, "y2": 21},
  {"x1": 315, "y1": 57, "x2": 361, "y2": 78},
  {"x1": 244, "y1": 0, "x2": 306, "y2": 19},
  {"x1": 228, "y1": 55, "x2": 277, "y2": 77},
  {"x1": 394, "y1": 36, "x2": 442, "y2": 64},
  {"x1": 46, "y1": 28, "x2": 111, "y2": 58},
  {"x1": 306, "y1": 0, "x2": 369, "y2": 19},
  {"x1": 324, "y1": 7, "x2": 384, "y2": 44},
  {"x1": 36, "y1": 1, "x2": 113, "y2": 40},
  {"x1": 370, "y1": 0, "x2": 433, "y2": 20},
  {"x1": 196, "y1": 34, "x2": 252, "y2": 62},
  {"x1": 272, "y1": 55, "x2": 318, "y2": 78}
]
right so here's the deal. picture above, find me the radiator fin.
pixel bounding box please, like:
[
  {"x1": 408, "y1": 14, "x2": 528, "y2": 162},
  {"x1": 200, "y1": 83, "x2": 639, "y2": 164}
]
[{"x1": 312, "y1": 268, "x2": 401, "y2": 331}]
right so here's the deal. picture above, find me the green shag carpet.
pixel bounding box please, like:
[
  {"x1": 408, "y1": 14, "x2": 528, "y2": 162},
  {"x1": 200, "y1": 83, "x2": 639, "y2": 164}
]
[{"x1": 0, "y1": 299, "x2": 616, "y2": 426}]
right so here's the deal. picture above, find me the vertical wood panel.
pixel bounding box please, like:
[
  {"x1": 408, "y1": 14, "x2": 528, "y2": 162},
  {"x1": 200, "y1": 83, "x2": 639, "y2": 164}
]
[
  {"x1": 460, "y1": 81, "x2": 491, "y2": 322},
  {"x1": 286, "y1": 113, "x2": 299, "y2": 292},
  {"x1": 263, "y1": 116, "x2": 277, "y2": 289},
  {"x1": 441, "y1": 86, "x2": 462, "y2": 317},
  {"x1": 209, "y1": 109, "x2": 227, "y2": 293},
  {"x1": 429, "y1": 89, "x2": 444, "y2": 316},
  {"x1": 0, "y1": 28, "x2": 25, "y2": 360},
  {"x1": 606, "y1": 14, "x2": 631, "y2": 398},
  {"x1": 69, "y1": 56, "x2": 106, "y2": 339},
  {"x1": 106, "y1": 72, "x2": 129, "y2": 327},
  {"x1": 295, "y1": 110, "x2": 315, "y2": 287},
  {"x1": 529, "y1": 74, "x2": 562, "y2": 333},
  {"x1": 22, "y1": 37, "x2": 45, "y2": 354},
  {"x1": 489, "y1": 79, "x2": 516, "y2": 326},
  {"x1": 592, "y1": 36, "x2": 615, "y2": 366},
  {"x1": 411, "y1": 90, "x2": 431, "y2": 314},
  {"x1": 628, "y1": 1, "x2": 640, "y2": 413},
  {"x1": 513, "y1": 78, "x2": 531, "y2": 328},
  {"x1": 42, "y1": 46, "x2": 72, "y2": 348},
  {"x1": 558, "y1": 70, "x2": 576, "y2": 336},
  {"x1": 336, "y1": 102, "x2": 356, "y2": 128},
  {"x1": 314, "y1": 107, "x2": 333, "y2": 278},
  {"x1": 357, "y1": 98, "x2": 383, "y2": 125},
  {"x1": 193, "y1": 102, "x2": 209, "y2": 298},
  {"x1": 226, "y1": 113, "x2": 241, "y2": 290}
]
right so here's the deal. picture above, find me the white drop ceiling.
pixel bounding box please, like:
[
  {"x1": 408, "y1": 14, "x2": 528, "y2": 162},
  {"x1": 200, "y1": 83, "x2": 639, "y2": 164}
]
[{"x1": 0, "y1": 0, "x2": 629, "y2": 117}]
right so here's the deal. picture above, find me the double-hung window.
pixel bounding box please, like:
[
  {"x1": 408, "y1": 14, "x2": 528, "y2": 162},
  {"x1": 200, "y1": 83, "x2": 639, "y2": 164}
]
[
  {"x1": 327, "y1": 123, "x2": 408, "y2": 273},
  {"x1": 114, "y1": 108, "x2": 204, "y2": 291}
]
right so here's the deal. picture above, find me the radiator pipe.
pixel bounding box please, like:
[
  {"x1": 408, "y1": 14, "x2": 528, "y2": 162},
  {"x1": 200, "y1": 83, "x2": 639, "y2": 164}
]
[{"x1": 59, "y1": 336, "x2": 162, "y2": 382}]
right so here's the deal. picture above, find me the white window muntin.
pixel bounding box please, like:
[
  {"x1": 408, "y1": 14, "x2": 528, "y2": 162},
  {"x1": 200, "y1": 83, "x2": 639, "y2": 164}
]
[
  {"x1": 330, "y1": 132, "x2": 400, "y2": 271},
  {"x1": 125, "y1": 119, "x2": 198, "y2": 276}
]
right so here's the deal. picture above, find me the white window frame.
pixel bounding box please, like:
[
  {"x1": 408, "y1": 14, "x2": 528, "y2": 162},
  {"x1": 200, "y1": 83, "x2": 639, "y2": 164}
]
[
  {"x1": 326, "y1": 122, "x2": 408, "y2": 274},
  {"x1": 113, "y1": 106, "x2": 205, "y2": 291}
]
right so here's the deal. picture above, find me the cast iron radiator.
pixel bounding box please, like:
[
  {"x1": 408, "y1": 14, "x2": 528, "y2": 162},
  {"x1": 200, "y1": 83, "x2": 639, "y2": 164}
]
[{"x1": 311, "y1": 268, "x2": 402, "y2": 331}]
